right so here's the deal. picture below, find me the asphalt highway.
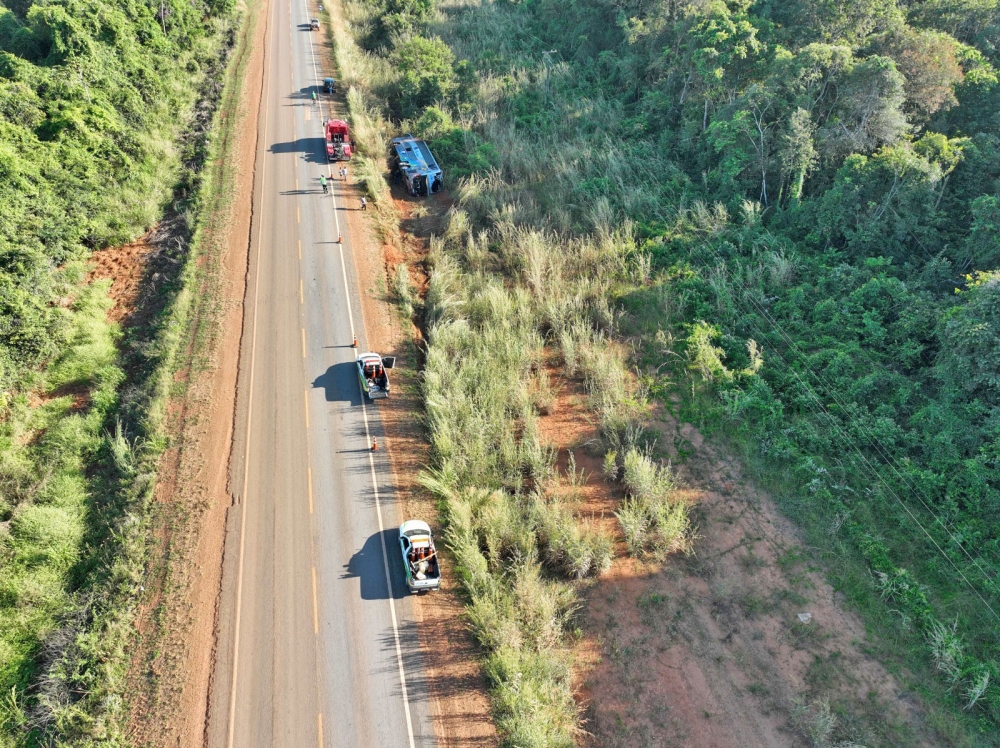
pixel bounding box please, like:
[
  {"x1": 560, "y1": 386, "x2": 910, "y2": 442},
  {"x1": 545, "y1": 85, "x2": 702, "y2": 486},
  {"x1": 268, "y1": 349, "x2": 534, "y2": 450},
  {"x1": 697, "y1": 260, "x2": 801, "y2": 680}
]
[{"x1": 205, "y1": 0, "x2": 436, "y2": 744}]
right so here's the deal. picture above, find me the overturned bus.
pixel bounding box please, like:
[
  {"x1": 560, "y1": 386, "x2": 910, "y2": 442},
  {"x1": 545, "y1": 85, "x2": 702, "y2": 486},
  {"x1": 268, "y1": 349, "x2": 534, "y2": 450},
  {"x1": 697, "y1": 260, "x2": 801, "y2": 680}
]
[{"x1": 390, "y1": 135, "x2": 443, "y2": 197}]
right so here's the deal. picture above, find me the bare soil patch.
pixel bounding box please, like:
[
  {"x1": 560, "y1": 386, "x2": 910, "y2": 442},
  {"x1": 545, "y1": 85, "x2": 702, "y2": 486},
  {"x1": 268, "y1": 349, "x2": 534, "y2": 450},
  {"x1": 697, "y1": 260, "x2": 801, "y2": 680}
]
[
  {"x1": 525, "y1": 351, "x2": 933, "y2": 746},
  {"x1": 88, "y1": 238, "x2": 153, "y2": 323},
  {"x1": 569, "y1": 407, "x2": 934, "y2": 748},
  {"x1": 124, "y1": 2, "x2": 268, "y2": 745}
]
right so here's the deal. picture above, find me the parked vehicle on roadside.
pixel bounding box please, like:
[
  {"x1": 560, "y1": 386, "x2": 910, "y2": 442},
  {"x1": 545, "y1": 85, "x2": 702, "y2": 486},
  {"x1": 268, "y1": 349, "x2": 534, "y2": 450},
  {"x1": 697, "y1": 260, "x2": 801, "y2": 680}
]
[
  {"x1": 325, "y1": 119, "x2": 353, "y2": 162},
  {"x1": 309, "y1": 18, "x2": 319, "y2": 29},
  {"x1": 323, "y1": 77, "x2": 336, "y2": 94},
  {"x1": 356, "y1": 352, "x2": 394, "y2": 399},
  {"x1": 390, "y1": 134, "x2": 443, "y2": 197},
  {"x1": 398, "y1": 520, "x2": 441, "y2": 593}
]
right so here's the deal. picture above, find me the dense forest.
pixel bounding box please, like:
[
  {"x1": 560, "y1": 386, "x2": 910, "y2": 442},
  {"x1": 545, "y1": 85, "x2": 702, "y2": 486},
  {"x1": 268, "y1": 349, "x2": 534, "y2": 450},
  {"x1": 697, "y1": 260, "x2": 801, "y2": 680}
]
[
  {"x1": 0, "y1": 0, "x2": 234, "y2": 743},
  {"x1": 345, "y1": 0, "x2": 1000, "y2": 744}
]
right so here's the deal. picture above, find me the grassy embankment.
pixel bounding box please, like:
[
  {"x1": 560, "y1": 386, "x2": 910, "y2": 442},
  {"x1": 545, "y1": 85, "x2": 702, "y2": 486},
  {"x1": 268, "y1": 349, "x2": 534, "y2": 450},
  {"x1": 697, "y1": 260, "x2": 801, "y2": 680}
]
[
  {"x1": 344, "y1": 0, "x2": 1000, "y2": 744},
  {"x1": 0, "y1": 0, "x2": 244, "y2": 743},
  {"x1": 331, "y1": 1, "x2": 697, "y2": 744}
]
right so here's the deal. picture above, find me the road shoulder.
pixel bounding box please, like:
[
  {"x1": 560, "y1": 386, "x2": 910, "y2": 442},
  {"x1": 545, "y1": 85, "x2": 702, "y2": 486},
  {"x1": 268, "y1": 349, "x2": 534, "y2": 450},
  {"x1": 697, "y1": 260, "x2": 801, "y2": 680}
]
[
  {"x1": 336, "y1": 105, "x2": 498, "y2": 748},
  {"x1": 124, "y1": 0, "x2": 269, "y2": 744}
]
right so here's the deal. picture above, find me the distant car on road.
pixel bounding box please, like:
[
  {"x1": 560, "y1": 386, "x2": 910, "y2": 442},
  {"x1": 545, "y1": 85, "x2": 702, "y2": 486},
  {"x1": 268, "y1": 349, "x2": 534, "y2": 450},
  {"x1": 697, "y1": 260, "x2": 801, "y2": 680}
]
[
  {"x1": 323, "y1": 77, "x2": 336, "y2": 94},
  {"x1": 399, "y1": 520, "x2": 441, "y2": 593},
  {"x1": 309, "y1": 18, "x2": 320, "y2": 30}
]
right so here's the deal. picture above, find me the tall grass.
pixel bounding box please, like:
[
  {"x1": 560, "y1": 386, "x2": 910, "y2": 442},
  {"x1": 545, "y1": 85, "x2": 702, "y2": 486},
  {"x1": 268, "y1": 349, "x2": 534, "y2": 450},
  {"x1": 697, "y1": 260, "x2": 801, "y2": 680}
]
[
  {"x1": 416, "y1": 193, "x2": 691, "y2": 743},
  {"x1": 0, "y1": 279, "x2": 123, "y2": 738},
  {"x1": 426, "y1": 481, "x2": 581, "y2": 747},
  {"x1": 335, "y1": 0, "x2": 696, "y2": 741},
  {"x1": 615, "y1": 449, "x2": 693, "y2": 559}
]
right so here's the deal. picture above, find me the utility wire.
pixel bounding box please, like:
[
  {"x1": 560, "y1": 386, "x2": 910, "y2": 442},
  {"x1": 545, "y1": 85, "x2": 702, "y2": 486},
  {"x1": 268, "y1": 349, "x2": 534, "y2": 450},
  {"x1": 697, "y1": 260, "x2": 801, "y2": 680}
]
[
  {"x1": 724, "y1": 249, "x2": 1000, "y2": 596},
  {"x1": 684, "y1": 235, "x2": 1000, "y2": 624}
]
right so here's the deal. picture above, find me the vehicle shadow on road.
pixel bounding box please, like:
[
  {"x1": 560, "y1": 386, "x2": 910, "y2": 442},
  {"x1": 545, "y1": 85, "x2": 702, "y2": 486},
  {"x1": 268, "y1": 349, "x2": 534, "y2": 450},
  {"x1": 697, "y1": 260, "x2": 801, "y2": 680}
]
[
  {"x1": 269, "y1": 136, "x2": 326, "y2": 164},
  {"x1": 312, "y1": 362, "x2": 363, "y2": 406},
  {"x1": 279, "y1": 188, "x2": 322, "y2": 196},
  {"x1": 342, "y1": 529, "x2": 407, "y2": 600}
]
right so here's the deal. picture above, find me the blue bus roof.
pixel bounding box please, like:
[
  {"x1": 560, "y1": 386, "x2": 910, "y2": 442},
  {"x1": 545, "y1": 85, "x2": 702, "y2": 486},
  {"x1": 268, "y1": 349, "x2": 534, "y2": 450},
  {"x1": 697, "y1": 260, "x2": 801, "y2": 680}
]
[{"x1": 391, "y1": 135, "x2": 441, "y2": 174}]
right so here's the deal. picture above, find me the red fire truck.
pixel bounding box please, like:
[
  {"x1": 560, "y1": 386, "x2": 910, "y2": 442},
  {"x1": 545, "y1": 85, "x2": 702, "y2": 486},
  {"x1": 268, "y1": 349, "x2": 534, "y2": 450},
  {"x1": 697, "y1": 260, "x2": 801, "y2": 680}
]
[{"x1": 325, "y1": 119, "x2": 353, "y2": 162}]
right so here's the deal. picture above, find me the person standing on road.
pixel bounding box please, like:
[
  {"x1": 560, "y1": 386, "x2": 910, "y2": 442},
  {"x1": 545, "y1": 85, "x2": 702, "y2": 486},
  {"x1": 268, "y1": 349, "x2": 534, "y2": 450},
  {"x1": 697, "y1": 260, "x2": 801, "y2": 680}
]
[
  {"x1": 360, "y1": 196, "x2": 367, "y2": 211},
  {"x1": 320, "y1": 174, "x2": 328, "y2": 194},
  {"x1": 342, "y1": 166, "x2": 349, "y2": 182}
]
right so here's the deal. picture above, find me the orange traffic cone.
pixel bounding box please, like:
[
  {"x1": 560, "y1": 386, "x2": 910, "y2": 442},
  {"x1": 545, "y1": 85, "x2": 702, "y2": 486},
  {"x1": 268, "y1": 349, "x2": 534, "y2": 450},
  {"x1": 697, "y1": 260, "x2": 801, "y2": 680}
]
[
  {"x1": 371, "y1": 438, "x2": 378, "y2": 452},
  {"x1": 352, "y1": 335, "x2": 357, "y2": 348},
  {"x1": 337, "y1": 232, "x2": 342, "y2": 244}
]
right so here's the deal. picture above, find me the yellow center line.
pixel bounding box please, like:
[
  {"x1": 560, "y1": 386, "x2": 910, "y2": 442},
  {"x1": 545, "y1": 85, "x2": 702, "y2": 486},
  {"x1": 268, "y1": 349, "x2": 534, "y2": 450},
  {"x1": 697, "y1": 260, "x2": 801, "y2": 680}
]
[
  {"x1": 296, "y1": 175, "x2": 300, "y2": 191},
  {"x1": 303, "y1": 390, "x2": 310, "y2": 429},
  {"x1": 300, "y1": 278, "x2": 304, "y2": 305},
  {"x1": 297, "y1": 206, "x2": 300, "y2": 223},
  {"x1": 311, "y1": 567, "x2": 319, "y2": 635},
  {"x1": 317, "y1": 713, "x2": 323, "y2": 748},
  {"x1": 298, "y1": 239, "x2": 302, "y2": 260},
  {"x1": 307, "y1": 466, "x2": 313, "y2": 514},
  {"x1": 301, "y1": 328, "x2": 307, "y2": 358}
]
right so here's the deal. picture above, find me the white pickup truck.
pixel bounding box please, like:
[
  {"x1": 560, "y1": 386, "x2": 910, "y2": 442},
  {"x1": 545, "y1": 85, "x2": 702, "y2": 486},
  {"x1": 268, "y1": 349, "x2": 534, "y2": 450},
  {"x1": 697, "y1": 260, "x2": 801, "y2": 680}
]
[
  {"x1": 398, "y1": 520, "x2": 441, "y2": 593},
  {"x1": 356, "y1": 352, "x2": 394, "y2": 399}
]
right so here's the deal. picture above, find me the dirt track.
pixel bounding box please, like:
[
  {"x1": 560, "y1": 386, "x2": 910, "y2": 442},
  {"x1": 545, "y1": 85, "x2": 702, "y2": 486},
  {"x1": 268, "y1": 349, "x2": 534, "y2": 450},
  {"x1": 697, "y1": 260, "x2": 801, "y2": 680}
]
[{"x1": 125, "y1": 0, "x2": 267, "y2": 744}]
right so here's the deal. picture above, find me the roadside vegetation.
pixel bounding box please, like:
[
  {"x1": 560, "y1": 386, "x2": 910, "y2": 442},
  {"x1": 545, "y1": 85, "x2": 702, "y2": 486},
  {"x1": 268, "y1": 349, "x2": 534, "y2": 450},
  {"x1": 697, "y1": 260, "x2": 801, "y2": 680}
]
[
  {"x1": 0, "y1": 0, "x2": 238, "y2": 744},
  {"x1": 342, "y1": 0, "x2": 1000, "y2": 744},
  {"x1": 337, "y1": 0, "x2": 698, "y2": 743}
]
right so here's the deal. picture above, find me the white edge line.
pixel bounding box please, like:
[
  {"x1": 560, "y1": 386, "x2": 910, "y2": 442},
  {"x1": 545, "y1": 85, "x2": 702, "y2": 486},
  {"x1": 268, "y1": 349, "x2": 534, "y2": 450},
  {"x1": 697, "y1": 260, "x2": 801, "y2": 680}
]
[
  {"x1": 362, "y1": 402, "x2": 418, "y2": 748},
  {"x1": 330, "y1": 115, "x2": 416, "y2": 748},
  {"x1": 304, "y1": 1, "x2": 416, "y2": 747},
  {"x1": 302, "y1": 0, "x2": 343, "y2": 240}
]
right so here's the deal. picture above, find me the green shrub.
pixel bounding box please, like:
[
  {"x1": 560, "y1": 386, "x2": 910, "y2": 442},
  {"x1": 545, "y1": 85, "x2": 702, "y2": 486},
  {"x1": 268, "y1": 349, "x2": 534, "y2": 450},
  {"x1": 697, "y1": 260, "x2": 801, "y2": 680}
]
[
  {"x1": 615, "y1": 449, "x2": 693, "y2": 559},
  {"x1": 532, "y1": 495, "x2": 612, "y2": 579},
  {"x1": 0, "y1": 0, "x2": 238, "y2": 741},
  {"x1": 428, "y1": 126, "x2": 499, "y2": 179},
  {"x1": 395, "y1": 35, "x2": 455, "y2": 117}
]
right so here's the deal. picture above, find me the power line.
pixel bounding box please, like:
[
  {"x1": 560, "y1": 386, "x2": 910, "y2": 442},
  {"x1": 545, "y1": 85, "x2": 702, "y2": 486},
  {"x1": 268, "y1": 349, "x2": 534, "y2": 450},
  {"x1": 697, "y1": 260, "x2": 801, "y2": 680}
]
[
  {"x1": 684, "y1": 232, "x2": 1000, "y2": 623},
  {"x1": 726, "y1": 252, "x2": 1000, "y2": 596}
]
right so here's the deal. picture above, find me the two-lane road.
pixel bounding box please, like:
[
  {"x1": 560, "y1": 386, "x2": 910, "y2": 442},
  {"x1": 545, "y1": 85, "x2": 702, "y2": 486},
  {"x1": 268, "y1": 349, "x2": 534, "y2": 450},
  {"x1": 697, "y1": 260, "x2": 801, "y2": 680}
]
[{"x1": 206, "y1": 0, "x2": 436, "y2": 744}]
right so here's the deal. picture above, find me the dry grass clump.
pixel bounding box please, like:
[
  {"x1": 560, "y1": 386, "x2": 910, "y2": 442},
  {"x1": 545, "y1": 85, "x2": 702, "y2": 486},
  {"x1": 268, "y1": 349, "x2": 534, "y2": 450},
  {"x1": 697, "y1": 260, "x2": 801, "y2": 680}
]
[
  {"x1": 533, "y1": 495, "x2": 613, "y2": 580},
  {"x1": 613, "y1": 449, "x2": 694, "y2": 558}
]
